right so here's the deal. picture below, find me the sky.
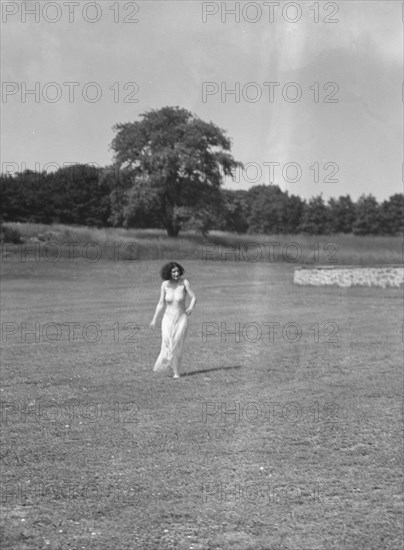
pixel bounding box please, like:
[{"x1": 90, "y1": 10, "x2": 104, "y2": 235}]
[{"x1": 1, "y1": 0, "x2": 402, "y2": 201}]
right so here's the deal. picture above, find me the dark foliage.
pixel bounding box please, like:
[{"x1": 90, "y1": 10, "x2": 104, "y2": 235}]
[
  {"x1": 0, "y1": 165, "x2": 111, "y2": 227},
  {"x1": 1, "y1": 166, "x2": 402, "y2": 236}
]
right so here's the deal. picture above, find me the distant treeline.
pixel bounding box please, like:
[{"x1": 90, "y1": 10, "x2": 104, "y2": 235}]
[{"x1": 0, "y1": 164, "x2": 402, "y2": 236}]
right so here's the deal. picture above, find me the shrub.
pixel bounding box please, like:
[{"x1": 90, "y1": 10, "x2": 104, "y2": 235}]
[{"x1": 0, "y1": 224, "x2": 23, "y2": 244}]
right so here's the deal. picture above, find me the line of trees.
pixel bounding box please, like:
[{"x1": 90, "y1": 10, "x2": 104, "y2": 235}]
[
  {"x1": 0, "y1": 165, "x2": 402, "y2": 236},
  {"x1": 1, "y1": 107, "x2": 402, "y2": 237}
]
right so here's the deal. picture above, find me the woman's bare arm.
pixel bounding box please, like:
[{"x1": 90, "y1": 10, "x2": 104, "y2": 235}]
[
  {"x1": 184, "y1": 279, "x2": 197, "y2": 315},
  {"x1": 150, "y1": 282, "x2": 166, "y2": 329}
]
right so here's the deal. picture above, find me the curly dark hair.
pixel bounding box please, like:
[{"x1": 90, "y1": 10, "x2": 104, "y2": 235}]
[{"x1": 160, "y1": 262, "x2": 185, "y2": 281}]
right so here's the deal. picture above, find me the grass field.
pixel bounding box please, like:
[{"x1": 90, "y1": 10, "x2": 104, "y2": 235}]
[
  {"x1": 3, "y1": 222, "x2": 403, "y2": 265},
  {"x1": 0, "y1": 254, "x2": 402, "y2": 549}
]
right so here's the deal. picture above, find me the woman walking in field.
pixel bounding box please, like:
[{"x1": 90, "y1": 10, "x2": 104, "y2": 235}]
[{"x1": 150, "y1": 262, "x2": 197, "y2": 379}]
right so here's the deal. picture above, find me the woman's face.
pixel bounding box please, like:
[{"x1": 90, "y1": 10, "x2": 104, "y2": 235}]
[{"x1": 171, "y1": 266, "x2": 180, "y2": 281}]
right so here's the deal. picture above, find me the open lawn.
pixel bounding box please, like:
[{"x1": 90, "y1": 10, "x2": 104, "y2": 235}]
[{"x1": 0, "y1": 256, "x2": 402, "y2": 549}]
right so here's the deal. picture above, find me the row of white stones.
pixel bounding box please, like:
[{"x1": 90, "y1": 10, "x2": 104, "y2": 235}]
[{"x1": 293, "y1": 266, "x2": 404, "y2": 288}]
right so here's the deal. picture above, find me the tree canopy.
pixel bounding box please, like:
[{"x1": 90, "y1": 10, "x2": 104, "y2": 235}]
[{"x1": 110, "y1": 106, "x2": 242, "y2": 236}]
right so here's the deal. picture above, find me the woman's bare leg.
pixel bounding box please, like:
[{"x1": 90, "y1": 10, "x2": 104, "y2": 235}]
[{"x1": 172, "y1": 357, "x2": 180, "y2": 378}]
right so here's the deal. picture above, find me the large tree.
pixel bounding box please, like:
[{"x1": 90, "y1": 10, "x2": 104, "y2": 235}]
[{"x1": 110, "y1": 106, "x2": 242, "y2": 236}]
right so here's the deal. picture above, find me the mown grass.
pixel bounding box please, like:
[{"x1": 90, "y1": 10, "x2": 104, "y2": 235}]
[
  {"x1": 0, "y1": 256, "x2": 402, "y2": 549},
  {"x1": 2, "y1": 222, "x2": 403, "y2": 265}
]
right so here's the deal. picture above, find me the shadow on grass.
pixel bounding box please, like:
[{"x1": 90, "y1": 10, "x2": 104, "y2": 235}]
[{"x1": 181, "y1": 365, "x2": 242, "y2": 377}]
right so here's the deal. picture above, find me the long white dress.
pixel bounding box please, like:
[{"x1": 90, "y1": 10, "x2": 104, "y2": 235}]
[{"x1": 153, "y1": 283, "x2": 188, "y2": 374}]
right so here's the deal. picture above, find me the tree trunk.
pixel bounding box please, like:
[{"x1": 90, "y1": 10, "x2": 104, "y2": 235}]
[{"x1": 165, "y1": 220, "x2": 180, "y2": 237}]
